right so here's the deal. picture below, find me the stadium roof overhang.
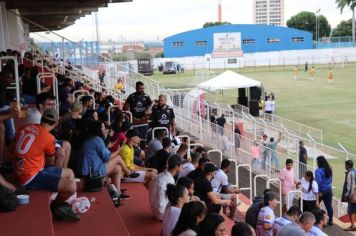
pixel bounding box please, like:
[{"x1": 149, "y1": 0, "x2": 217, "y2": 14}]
[{"x1": 4, "y1": 0, "x2": 132, "y2": 32}]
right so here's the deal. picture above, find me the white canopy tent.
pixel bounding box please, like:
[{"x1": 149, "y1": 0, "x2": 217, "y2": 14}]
[{"x1": 197, "y1": 70, "x2": 262, "y2": 91}]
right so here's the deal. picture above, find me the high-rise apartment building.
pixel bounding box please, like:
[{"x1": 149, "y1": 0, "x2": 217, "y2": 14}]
[{"x1": 253, "y1": 0, "x2": 284, "y2": 26}]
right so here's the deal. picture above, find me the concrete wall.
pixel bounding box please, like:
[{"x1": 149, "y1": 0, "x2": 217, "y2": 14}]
[
  {"x1": 154, "y1": 47, "x2": 356, "y2": 70},
  {"x1": 164, "y1": 24, "x2": 313, "y2": 58},
  {"x1": 0, "y1": 2, "x2": 28, "y2": 52}
]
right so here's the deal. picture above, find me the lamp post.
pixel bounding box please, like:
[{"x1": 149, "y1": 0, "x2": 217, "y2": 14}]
[{"x1": 315, "y1": 9, "x2": 321, "y2": 48}]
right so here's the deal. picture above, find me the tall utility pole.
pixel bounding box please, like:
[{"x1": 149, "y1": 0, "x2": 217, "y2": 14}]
[
  {"x1": 95, "y1": 12, "x2": 100, "y2": 53},
  {"x1": 315, "y1": 9, "x2": 320, "y2": 48},
  {"x1": 218, "y1": 0, "x2": 222, "y2": 22}
]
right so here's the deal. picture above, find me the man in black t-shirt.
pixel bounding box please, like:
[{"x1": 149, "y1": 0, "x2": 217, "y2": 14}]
[
  {"x1": 194, "y1": 162, "x2": 231, "y2": 213},
  {"x1": 187, "y1": 157, "x2": 209, "y2": 181},
  {"x1": 146, "y1": 94, "x2": 175, "y2": 135},
  {"x1": 298, "y1": 141, "x2": 308, "y2": 179},
  {"x1": 216, "y1": 114, "x2": 226, "y2": 135},
  {"x1": 146, "y1": 137, "x2": 172, "y2": 173},
  {"x1": 124, "y1": 81, "x2": 152, "y2": 138}
]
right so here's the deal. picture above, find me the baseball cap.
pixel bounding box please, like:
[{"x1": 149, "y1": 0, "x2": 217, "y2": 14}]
[
  {"x1": 42, "y1": 108, "x2": 59, "y2": 122},
  {"x1": 203, "y1": 163, "x2": 218, "y2": 173},
  {"x1": 126, "y1": 129, "x2": 140, "y2": 138},
  {"x1": 167, "y1": 154, "x2": 183, "y2": 170}
]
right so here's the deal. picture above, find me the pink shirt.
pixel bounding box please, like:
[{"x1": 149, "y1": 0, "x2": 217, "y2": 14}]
[
  {"x1": 279, "y1": 168, "x2": 295, "y2": 195},
  {"x1": 251, "y1": 146, "x2": 260, "y2": 159}
]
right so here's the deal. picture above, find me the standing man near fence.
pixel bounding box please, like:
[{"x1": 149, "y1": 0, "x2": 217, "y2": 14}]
[
  {"x1": 146, "y1": 94, "x2": 175, "y2": 138},
  {"x1": 299, "y1": 141, "x2": 308, "y2": 179},
  {"x1": 216, "y1": 114, "x2": 226, "y2": 136},
  {"x1": 124, "y1": 81, "x2": 152, "y2": 139}
]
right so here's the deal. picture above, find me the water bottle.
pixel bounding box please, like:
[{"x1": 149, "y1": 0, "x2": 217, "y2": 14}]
[{"x1": 108, "y1": 184, "x2": 120, "y2": 208}]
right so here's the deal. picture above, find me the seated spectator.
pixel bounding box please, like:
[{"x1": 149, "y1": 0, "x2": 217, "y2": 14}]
[
  {"x1": 177, "y1": 177, "x2": 200, "y2": 201},
  {"x1": 211, "y1": 159, "x2": 240, "y2": 219},
  {"x1": 176, "y1": 143, "x2": 189, "y2": 159},
  {"x1": 179, "y1": 153, "x2": 199, "y2": 179},
  {"x1": 80, "y1": 95, "x2": 94, "y2": 115},
  {"x1": 187, "y1": 157, "x2": 209, "y2": 181},
  {"x1": 149, "y1": 154, "x2": 183, "y2": 221},
  {"x1": 231, "y1": 222, "x2": 256, "y2": 236},
  {"x1": 172, "y1": 201, "x2": 206, "y2": 236},
  {"x1": 278, "y1": 212, "x2": 316, "y2": 236},
  {"x1": 82, "y1": 109, "x2": 99, "y2": 121},
  {"x1": 22, "y1": 67, "x2": 48, "y2": 104},
  {"x1": 245, "y1": 189, "x2": 272, "y2": 229},
  {"x1": 120, "y1": 129, "x2": 156, "y2": 186},
  {"x1": 306, "y1": 209, "x2": 328, "y2": 236},
  {"x1": 146, "y1": 137, "x2": 172, "y2": 173},
  {"x1": 199, "y1": 213, "x2": 226, "y2": 236},
  {"x1": 58, "y1": 77, "x2": 74, "y2": 115},
  {"x1": 110, "y1": 120, "x2": 131, "y2": 153},
  {"x1": 146, "y1": 129, "x2": 167, "y2": 161},
  {"x1": 194, "y1": 163, "x2": 231, "y2": 213},
  {"x1": 78, "y1": 120, "x2": 129, "y2": 199},
  {"x1": 256, "y1": 192, "x2": 279, "y2": 236},
  {"x1": 60, "y1": 101, "x2": 82, "y2": 143},
  {"x1": 13, "y1": 108, "x2": 78, "y2": 221},
  {"x1": 0, "y1": 106, "x2": 19, "y2": 163},
  {"x1": 273, "y1": 206, "x2": 302, "y2": 235},
  {"x1": 0, "y1": 71, "x2": 16, "y2": 147},
  {"x1": 24, "y1": 92, "x2": 71, "y2": 168},
  {"x1": 162, "y1": 184, "x2": 190, "y2": 236}
]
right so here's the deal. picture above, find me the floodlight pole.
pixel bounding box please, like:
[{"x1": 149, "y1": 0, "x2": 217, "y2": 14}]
[{"x1": 315, "y1": 9, "x2": 320, "y2": 48}]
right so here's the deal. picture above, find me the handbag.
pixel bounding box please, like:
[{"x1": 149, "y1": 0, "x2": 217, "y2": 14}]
[{"x1": 83, "y1": 167, "x2": 103, "y2": 192}]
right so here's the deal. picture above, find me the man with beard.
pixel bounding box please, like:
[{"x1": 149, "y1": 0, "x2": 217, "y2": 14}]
[
  {"x1": 124, "y1": 81, "x2": 152, "y2": 138},
  {"x1": 146, "y1": 94, "x2": 175, "y2": 137}
]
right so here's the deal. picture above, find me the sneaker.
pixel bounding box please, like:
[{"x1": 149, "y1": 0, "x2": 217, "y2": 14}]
[
  {"x1": 120, "y1": 193, "x2": 130, "y2": 200},
  {"x1": 54, "y1": 204, "x2": 80, "y2": 222},
  {"x1": 129, "y1": 172, "x2": 140, "y2": 178}
]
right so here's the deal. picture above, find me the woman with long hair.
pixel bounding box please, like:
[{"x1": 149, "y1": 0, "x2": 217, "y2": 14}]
[
  {"x1": 198, "y1": 213, "x2": 226, "y2": 236},
  {"x1": 172, "y1": 201, "x2": 206, "y2": 236},
  {"x1": 300, "y1": 170, "x2": 319, "y2": 212},
  {"x1": 315, "y1": 155, "x2": 333, "y2": 225},
  {"x1": 79, "y1": 120, "x2": 133, "y2": 199},
  {"x1": 162, "y1": 184, "x2": 190, "y2": 236}
]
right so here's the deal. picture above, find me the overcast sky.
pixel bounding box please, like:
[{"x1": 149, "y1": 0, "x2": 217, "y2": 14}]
[{"x1": 32, "y1": 0, "x2": 352, "y2": 42}]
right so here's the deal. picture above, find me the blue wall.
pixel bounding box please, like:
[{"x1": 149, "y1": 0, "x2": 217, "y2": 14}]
[{"x1": 164, "y1": 24, "x2": 313, "y2": 58}]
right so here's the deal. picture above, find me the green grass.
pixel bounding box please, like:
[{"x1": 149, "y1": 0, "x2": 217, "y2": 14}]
[{"x1": 149, "y1": 63, "x2": 356, "y2": 197}]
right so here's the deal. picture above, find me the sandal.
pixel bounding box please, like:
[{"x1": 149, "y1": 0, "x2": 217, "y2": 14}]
[{"x1": 344, "y1": 227, "x2": 356, "y2": 231}]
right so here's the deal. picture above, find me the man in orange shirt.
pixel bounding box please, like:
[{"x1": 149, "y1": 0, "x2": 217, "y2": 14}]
[{"x1": 14, "y1": 108, "x2": 79, "y2": 222}]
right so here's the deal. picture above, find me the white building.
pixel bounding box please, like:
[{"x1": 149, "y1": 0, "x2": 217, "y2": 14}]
[{"x1": 253, "y1": 0, "x2": 284, "y2": 26}]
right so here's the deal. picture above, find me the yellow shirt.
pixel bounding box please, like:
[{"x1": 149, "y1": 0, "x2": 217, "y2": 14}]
[
  {"x1": 258, "y1": 100, "x2": 265, "y2": 109},
  {"x1": 328, "y1": 71, "x2": 333, "y2": 80},
  {"x1": 116, "y1": 82, "x2": 124, "y2": 91},
  {"x1": 310, "y1": 68, "x2": 316, "y2": 76},
  {"x1": 120, "y1": 143, "x2": 135, "y2": 170}
]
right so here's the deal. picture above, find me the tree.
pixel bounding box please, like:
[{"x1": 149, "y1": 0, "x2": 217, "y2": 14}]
[
  {"x1": 111, "y1": 54, "x2": 128, "y2": 61},
  {"x1": 286, "y1": 11, "x2": 331, "y2": 40},
  {"x1": 203, "y1": 21, "x2": 231, "y2": 28},
  {"x1": 332, "y1": 19, "x2": 354, "y2": 37},
  {"x1": 335, "y1": 0, "x2": 356, "y2": 44}
]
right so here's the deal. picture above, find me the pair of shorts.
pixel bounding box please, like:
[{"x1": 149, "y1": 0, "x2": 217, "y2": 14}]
[
  {"x1": 25, "y1": 167, "x2": 62, "y2": 192},
  {"x1": 55, "y1": 139, "x2": 63, "y2": 148},
  {"x1": 123, "y1": 170, "x2": 145, "y2": 183}
]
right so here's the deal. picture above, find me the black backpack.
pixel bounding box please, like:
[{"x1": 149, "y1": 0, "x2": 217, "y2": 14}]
[{"x1": 0, "y1": 184, "x2": 18, "y2": 212}]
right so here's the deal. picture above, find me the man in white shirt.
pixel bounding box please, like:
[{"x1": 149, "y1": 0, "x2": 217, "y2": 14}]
[
  {"x1": 24, "y1": 92, "x2": 71, "y2": 168},
  {"x1": 307, "y1": 209, "x2": 328, "y2": 236},
  {"x1": 178, "y1": 153, "x2": 199, "y2": 179},
  {"x1": 149, "y1": 154, "x2": 183, "y2": 221},
  {"x1": 211, "y1": 159, "x2": 240, "y2": 219},
  {"x1": 256, "y1": 192, "x2": 279, "y2": 236},
  {"x1": 273, "y1": 206, "x2": 301, "y2": 235}
]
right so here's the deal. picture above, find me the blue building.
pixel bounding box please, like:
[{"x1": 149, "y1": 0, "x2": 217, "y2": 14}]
[{"x1": 164, "y1": 24, "x2": 313, "y2": 58}]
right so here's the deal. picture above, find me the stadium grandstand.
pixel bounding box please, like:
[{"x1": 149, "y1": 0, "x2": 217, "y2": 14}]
[{"x1": 1, "y1": 1, "x2": 356, "y2": 236}]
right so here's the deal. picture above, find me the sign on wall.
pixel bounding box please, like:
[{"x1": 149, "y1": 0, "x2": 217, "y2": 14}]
[
  {"x1": 213, "y1": 32, "x2": 241, "y2": 51},
  {"x1": 212, "y1": 32, "x2": 243, "y2": 58}
]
